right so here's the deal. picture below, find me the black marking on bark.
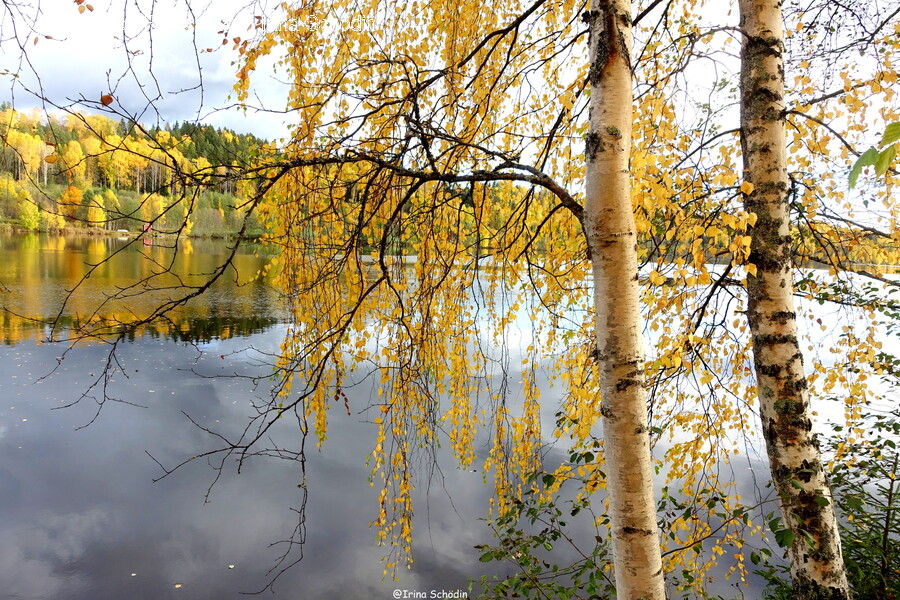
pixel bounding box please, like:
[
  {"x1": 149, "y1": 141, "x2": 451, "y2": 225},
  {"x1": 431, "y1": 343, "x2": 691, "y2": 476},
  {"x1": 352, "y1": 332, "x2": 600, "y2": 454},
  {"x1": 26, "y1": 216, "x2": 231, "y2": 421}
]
[
  {"x1": 754, "y1": 333, "x2": 798, "y2": 346},
  {"x1": 615, "y1": 373, "x2": 643, "y2": 392},
  {"x1": 586, "y1": 0, "x2": 630, "y2": 86},
  {"x1": 741, "y1": 33, "x2": 785, "y2": 124},
  {"x1": 622, "y1": 526, "x2": 654, "y2": 535},
  {"x1": 615, "y1": 378, "x2": 639, "y2": 392},
  {"x1": 745, "y1": 250, "x2": 780, "y2": 274},
  {"x1": 782, "y1": 376, "x2": 808, "y2": 395},
  {"x1": 792, "y1": 575, "x2": 848, "y2": 599},
  {"x1": 744, "y1": 226, "x2": 792, "y2": 273},
  {"x1": 797, "y1": 460, "x2": 815, "y2": 482},
  {"x1": 764, "y1": 417, "x2": 778, "y2": 447},
  {"x1": 585, "y1": 132, "x2": 603, "y2": 161},
  {"x1": 757, "y1": 363, "x2": 783, "y2": 377},
  {"x1": 770, "y1": 310, "x2": 796, "y2": 323},
  {"x1": 746, "y1": 87, "x2": 784, "y2": 122},
  {"x1": 773, "y1": 397, "x2": 804, "y2": 416},
  {"x1": 772, "y1": 462, "x2": 819, "y2": 485},
  {"x1": 744, "y1": 33, "x2": 783, "y2": 62}
]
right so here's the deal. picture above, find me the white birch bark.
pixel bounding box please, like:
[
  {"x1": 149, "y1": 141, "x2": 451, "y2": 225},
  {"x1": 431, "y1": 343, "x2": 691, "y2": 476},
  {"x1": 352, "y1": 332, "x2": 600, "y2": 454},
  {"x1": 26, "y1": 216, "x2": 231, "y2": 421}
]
[
  {"x1": 739, "y1": 1, "x2": 850, "y2": 597},
  {"x1": 584, "y1": 1, "x2": 665, "y2": 598}
]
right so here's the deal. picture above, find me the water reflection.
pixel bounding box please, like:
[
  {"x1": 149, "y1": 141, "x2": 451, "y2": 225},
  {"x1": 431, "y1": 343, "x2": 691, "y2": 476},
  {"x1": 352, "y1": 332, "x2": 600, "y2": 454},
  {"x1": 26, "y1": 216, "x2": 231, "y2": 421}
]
[
  {"x1": 0, "y1": 233, "x2": 515, "y2": 599},
  {"x1": 0, "y1": 232, "x2": 783, "y2": 599},
  {"x1": 2, "y1": 338, "x2": 487, "y2": 598},
  {"x1": 0, "y1": 233, "x2": 282, "y2": 344}
]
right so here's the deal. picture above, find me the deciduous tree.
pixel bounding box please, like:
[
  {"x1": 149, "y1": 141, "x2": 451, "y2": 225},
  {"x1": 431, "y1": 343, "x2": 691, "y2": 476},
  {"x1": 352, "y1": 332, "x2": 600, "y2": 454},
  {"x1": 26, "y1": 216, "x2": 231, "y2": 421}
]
[
  {"x1": 58, "y1": 185, "x2": 82, "y2": 222},
  {"x1": 16, "y1": 188, "x2": 39, "y2": 229},
  {"x1": 739, "y1": 0, "x2": 850, "y2": 596},
  {"x1": 584, "y1": 2, "x2": 665, "y2": 596}
]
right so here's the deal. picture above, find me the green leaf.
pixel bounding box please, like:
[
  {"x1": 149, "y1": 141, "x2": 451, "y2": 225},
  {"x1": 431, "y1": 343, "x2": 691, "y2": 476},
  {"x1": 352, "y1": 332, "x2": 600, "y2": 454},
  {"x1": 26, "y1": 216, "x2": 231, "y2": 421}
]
[
  {"x1": 774, "y1": 528, "x2": 796, "y2": 548},
  {"x1": 479, "y1": 551, "x2": 496, "y2": 562},
  {"x1": 875, "y1": 144, "x2": 898, "y2": 176},
  {"x1": 880, "y1": 122, "x2": 900, "y2": 147},
  {"x1": 850, "y1": 147, "x2": 880, "y2": 188}
]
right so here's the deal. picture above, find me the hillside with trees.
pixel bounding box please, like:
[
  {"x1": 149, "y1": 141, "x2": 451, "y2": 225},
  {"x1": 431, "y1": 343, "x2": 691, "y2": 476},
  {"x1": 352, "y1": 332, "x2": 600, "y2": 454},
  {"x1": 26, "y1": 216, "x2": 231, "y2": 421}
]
[{"x1": 0, "y1": 104, "x2": 267, "y2": 235}]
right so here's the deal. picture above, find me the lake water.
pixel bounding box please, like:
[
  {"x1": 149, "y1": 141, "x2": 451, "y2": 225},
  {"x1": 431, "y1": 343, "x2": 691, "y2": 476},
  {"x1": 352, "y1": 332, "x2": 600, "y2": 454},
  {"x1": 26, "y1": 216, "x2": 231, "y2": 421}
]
[
  {"x1": 6, "y1": 232, "x2": 881, "y2": 599},
  {"x1": 0, "y1": 233, "x2": 533, "y2": 599}
]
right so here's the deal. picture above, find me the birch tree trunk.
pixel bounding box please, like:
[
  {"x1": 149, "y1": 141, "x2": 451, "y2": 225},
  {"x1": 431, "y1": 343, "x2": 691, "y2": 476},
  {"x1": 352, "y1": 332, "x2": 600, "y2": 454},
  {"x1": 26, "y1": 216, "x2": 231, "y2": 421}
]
[
  {"x1": 584, "y1": 2, "x2": 665, "y2": 598},
  {"x1": 739, "y1": 1, "x2": 850, "y2": 597}
]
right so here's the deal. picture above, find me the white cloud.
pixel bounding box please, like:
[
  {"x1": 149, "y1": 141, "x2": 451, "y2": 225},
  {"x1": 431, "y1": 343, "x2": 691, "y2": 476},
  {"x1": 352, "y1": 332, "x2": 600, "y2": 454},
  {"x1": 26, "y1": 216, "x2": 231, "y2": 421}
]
[{"x1": 0, "y1": 0, "x2": 291, "y2": 139}]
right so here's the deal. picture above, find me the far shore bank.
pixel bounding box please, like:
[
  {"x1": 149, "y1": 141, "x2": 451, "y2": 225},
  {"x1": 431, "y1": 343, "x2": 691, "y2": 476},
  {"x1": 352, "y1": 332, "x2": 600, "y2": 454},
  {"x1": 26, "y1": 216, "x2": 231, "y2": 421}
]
[{"x1": 0, "y1": 223, "x2": 263, "y2": 241}]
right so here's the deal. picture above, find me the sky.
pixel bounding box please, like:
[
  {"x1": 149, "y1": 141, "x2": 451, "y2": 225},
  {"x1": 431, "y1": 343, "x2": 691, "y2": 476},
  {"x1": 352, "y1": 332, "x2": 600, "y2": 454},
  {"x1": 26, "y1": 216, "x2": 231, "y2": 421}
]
[{"x1": 0, "y1": 0, "x2": 292, "y2": 140}]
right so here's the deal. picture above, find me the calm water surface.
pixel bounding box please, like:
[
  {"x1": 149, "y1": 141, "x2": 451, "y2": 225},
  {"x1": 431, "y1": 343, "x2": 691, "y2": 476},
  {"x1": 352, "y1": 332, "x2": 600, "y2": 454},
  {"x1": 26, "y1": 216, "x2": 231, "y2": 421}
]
[
  {"x1": 0, "y1": 233, "x2": 517, "y2": 599},
  {"x1": 4, "y1": 232, "x2": 844, "y2": 599}
]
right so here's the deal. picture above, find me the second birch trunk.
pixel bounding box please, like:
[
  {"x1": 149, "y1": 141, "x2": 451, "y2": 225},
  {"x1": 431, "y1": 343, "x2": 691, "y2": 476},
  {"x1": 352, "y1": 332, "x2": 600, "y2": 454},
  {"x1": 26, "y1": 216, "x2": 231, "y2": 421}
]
[{"x1": 739, "y1": 1, "x2": 851, "y2": 597}]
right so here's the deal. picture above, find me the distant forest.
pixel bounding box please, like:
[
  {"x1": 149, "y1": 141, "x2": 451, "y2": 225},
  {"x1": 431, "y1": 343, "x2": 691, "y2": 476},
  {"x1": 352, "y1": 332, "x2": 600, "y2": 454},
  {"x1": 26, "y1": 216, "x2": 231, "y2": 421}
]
[{"x1": 0, "y1": 104, "x2": 267, "y2": 235}]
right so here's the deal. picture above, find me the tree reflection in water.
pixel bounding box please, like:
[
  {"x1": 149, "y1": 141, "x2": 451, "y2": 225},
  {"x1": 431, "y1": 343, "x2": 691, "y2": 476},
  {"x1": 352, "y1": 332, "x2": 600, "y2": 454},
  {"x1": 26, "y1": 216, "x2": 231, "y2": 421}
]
[{"x1": 0, "y1": 232, "x2": 513, "y2": 599}]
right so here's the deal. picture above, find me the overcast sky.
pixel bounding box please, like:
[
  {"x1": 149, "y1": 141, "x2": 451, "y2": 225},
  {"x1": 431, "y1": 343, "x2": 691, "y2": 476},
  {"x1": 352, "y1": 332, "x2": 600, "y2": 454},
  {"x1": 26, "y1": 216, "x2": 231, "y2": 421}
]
[{"x1": 0, "y1": 0, "x2": 292, "y2": 140}]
